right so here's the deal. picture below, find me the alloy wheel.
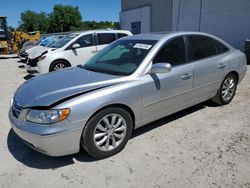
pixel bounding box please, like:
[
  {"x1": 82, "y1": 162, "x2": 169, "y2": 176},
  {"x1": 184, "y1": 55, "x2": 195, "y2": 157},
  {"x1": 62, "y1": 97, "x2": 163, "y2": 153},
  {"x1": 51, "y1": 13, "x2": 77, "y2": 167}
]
[
  {"x1": 93, "y1": 114, "x2": 127, "y2": 151},
  {"x1": 53, "y1": 63, "x2": 66, "y2": 70},
  {"x1": 221, "y1": 76, "x2": 236, "y2": 102}
]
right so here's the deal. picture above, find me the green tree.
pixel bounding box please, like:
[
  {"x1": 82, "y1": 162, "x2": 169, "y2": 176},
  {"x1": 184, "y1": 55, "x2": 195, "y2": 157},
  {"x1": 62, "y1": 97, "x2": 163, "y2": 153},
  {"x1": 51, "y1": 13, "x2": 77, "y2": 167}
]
[
  {"x1": 17, "y1": 5, "x2": 119, "y2": 33},
  {"x1": 18, "y1": 10, "x2": 49, "y2": 33},
  {"x1": 48, "y1": 4, "x2": 83, "y2": 32},
  {"x1": 83, "y1": 21, "x2": 119, "y2": 30}
]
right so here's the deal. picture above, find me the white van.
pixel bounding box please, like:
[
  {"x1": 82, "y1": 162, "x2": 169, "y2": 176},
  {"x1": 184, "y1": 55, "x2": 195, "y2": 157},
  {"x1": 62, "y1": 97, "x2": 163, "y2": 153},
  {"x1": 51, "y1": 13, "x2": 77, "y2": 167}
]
[{"x1": 26, "y1": 30, "x2": 132, "y2": 74}]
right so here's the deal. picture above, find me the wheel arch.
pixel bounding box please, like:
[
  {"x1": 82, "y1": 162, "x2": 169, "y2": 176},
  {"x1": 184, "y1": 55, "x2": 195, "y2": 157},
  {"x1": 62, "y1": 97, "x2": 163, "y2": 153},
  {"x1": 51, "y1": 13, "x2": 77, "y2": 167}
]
[
  {"x1": 227, "y1": 71, "x2": 239, "y2": 83},
  {"x1": 85, "y1": 103, "x2": 136, "y2": 130}
]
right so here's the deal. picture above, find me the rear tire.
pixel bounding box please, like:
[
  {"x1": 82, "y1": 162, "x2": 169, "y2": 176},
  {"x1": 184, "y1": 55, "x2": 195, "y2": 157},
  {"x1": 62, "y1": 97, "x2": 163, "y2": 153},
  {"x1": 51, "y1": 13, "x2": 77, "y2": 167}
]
[
  {"x1": 81, "y1": 107, "x2": 133, "y2": 159},
  {"x1": 212, "y1": 73, "x2": 238, "y2": 105},
  {"x1": 49, "y1": 60, "x2": 70, "y2": 72}
]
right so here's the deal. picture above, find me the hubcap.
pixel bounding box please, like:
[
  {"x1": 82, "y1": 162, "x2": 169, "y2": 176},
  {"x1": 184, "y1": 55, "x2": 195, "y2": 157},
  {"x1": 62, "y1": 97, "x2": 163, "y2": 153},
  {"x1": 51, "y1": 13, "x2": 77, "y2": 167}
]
[
  {"x1": 54, "y1": 63, "x2": 66, "y2": 70},
  {"x1": 221, "y1": 77, "x2": 236, "y2": 101},
  {"x1": 93, "y1": 114, "x2": 127, "y2": 151}
]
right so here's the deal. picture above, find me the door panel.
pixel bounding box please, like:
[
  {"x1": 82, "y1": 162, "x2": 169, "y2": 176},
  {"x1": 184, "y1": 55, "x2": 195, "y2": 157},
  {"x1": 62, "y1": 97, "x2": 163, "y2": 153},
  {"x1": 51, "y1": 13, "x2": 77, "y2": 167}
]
[
  {"x1": 66, "y1": 34, "x2": 97, "y2": 66},
  {"x1": 187, "y1": 35, "x2": 229, "y2": 99},
  {"x1": 141, "y1": 63, "x2": 193, "y2": 123},
  {"x1": 192, "y1": 55, "x2": 228, "y2": 99},
  {"x1": 72, "y1": 46, "x2": 97, "y2": 66},
  {"x1": 141, "y1": 36, "x2": 195, "y2": 123}
]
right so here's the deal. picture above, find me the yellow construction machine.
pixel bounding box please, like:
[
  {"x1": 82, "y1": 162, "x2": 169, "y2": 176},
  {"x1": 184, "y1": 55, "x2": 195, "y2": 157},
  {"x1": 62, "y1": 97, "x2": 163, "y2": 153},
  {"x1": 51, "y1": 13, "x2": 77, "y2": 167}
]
[{"x1": 0, "y1": 16, "x2": 40, "y2": 54}]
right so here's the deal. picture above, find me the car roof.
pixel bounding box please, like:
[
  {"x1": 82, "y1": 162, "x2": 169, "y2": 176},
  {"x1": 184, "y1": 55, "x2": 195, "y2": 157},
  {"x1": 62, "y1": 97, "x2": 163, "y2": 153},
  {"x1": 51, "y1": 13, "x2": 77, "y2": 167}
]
[
  {"x1": 123, "y1": 31, "x2": 218, "y2": 41},
  {"x1": 121, "y1": 31, "x2": 233, "y2": 49},
  {"x1": 71, "y1": 29, "x2": 132, "y2": 36}
]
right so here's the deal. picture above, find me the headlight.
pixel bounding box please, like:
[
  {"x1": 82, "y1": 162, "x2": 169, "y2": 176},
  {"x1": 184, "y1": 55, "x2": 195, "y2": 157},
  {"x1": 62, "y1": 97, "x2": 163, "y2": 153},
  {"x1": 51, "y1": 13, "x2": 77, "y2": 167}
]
[
  {"x1": 26, "y1": 108, "x2": 70, "y2": 124},
  {"x1": 37, "y1": 56, "x2": 46, "y2": 62}
]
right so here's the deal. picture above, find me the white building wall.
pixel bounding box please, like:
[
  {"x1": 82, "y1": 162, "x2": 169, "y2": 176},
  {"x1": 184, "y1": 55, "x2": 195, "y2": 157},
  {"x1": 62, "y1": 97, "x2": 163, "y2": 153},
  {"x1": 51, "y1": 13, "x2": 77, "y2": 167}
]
[
  {"x1": 120, "y1": 6, "x2": 150, "y2": 33},
  {"x1": 200, "y1": 0, "x2": 250, "y2": 51},
  {"x1": 172, "y1": 0, "x2": 250, "y2": 51}
]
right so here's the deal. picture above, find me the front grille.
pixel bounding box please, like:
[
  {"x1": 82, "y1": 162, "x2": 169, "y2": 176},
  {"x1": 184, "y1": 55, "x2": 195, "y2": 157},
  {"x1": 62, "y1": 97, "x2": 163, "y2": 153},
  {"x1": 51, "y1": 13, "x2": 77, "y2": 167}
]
[{"x1": 12, "y1": 100, "x2": 23, "y2": 118}]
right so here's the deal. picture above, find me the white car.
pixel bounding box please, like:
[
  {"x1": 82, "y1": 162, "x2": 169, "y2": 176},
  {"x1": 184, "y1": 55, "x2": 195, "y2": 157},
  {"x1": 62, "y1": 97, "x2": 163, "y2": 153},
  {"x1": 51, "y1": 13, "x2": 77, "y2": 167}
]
[
  {"x1": 26, "y1": 30, "x2": 132, "y2": 74},
  {"x1": 19, "y1": 35, "x2": 65, "y2": 62}
]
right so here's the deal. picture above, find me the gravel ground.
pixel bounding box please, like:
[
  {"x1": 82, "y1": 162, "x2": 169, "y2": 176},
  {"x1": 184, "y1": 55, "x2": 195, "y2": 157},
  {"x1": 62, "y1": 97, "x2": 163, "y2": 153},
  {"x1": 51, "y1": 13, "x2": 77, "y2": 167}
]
[{"x1": 0, "y1": 58, "x2": 250, "y2": 188}]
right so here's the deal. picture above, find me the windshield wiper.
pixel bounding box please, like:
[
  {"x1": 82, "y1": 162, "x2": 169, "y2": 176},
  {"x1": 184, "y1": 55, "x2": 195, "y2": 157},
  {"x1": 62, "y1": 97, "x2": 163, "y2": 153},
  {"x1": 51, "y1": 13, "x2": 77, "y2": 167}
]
[
  {"x1": 79, "y1": 65, "x2": 101, "y2": 73},
  {"x1": 78, "y1": 65, "x2": 127, "y2": 76},
  {"x1": 77, "y1": 64, "x2": 84, "y2": 68}
]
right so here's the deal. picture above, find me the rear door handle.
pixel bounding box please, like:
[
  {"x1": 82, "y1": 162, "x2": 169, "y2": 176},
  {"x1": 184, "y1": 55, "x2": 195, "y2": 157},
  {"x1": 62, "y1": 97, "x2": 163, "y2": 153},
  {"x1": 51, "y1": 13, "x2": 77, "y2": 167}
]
[
  {"x1": 217, "y1": 63, "x2": 226, "y2": 69},
  {"x1": 182, "y1": 73, "x2": 192, "y2": 80}
]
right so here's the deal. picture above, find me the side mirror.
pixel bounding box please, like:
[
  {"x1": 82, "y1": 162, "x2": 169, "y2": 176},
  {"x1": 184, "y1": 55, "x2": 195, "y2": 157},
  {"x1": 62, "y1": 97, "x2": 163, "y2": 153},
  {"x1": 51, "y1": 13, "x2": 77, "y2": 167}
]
[
  {"x1": 148, "y1": 63, "x2": 172, "y2": 74},
  {"x1": 72, "y1": 43, "x2": 80, "y2": 49}
]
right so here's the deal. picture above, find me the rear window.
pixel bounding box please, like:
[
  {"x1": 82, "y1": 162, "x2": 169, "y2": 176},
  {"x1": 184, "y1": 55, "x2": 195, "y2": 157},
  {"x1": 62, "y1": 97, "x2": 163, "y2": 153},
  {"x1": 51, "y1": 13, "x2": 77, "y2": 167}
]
[
  {"x1": 187, "y1": 35, "x2": 228, "y2": 61},
  {"x1": 97, "y1": 33, "x2": 116, "y2": 45},
  {"x1": 215, "y1": 40, "x2": 229, "y2": 54},
  {"x1": 188, "y1": 36, "x2": 217, "y2": 61}
]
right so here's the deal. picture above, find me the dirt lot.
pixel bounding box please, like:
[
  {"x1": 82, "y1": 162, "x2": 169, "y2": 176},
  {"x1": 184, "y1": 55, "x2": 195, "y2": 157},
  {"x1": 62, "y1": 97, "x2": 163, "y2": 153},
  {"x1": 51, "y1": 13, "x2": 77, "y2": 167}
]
[{"x1": 0, "y1": 58, "x2": 249, "y2": 188}]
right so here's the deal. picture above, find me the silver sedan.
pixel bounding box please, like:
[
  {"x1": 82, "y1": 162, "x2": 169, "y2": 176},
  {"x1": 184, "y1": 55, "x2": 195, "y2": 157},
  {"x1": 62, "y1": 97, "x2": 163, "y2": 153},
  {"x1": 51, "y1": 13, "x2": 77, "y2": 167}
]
[{"x1": 9, "y1": 32, "x2": 247, "y2": 159}]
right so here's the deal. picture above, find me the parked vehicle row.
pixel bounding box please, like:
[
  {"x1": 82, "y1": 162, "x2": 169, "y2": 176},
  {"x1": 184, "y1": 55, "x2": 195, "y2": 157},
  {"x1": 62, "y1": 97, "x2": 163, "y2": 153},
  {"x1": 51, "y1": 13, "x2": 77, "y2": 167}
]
[
  {"x1": 10, "y1": 31, "x2": 247, "y2": 159},
  {"x1": 22, "y1": 29, "x2": 132, "y2": 74}
]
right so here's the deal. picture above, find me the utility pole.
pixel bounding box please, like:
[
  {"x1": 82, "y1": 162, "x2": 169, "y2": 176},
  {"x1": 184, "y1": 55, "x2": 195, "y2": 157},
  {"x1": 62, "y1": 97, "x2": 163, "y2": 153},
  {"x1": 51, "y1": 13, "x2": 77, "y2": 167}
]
[
  {"x1": 198, "y1": 0, "x2": 203, "y2": 31},
  {"x1": 176, "y1": 0, "x2": 182, "y2": 31}
]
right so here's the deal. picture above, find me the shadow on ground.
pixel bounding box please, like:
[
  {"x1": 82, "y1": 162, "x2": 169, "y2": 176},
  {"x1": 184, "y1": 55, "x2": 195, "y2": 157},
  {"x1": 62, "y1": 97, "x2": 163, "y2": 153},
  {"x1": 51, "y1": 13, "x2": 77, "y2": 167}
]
[
  {"x1": 23, "y1": 74, "x2": 35, "y2": 80},
  {"x1": 7, "y1": 101, "x2": 216, "y2": 169}
]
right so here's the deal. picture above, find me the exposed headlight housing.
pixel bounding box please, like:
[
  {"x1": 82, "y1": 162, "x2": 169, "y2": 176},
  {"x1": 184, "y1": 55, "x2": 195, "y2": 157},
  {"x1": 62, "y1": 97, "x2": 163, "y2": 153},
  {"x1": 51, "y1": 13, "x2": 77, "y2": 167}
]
[{"x1": 26, "y1": 108, "x2": 70, "y2": 124}]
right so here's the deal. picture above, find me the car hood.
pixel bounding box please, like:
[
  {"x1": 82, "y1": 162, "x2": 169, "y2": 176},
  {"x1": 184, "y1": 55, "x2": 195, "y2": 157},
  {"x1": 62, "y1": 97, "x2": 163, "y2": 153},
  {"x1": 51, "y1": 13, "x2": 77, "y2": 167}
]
[
  {"x1": 28, "y1": 46, "x2": 53, "y2": 59},
  {"x1": 14, "y1": 67, "x2": 123, "y2": 108}
]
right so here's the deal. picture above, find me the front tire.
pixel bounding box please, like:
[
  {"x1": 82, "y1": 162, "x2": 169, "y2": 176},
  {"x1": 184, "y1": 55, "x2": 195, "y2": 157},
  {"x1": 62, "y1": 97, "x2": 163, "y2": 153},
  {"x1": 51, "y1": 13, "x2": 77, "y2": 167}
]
[
  {"x1": 49, "y1": 60, "x2": 70, "y2": 72},
  {"x1": 81, "y1": 107, "x2": 133, "y2": 159},
  {"x1": 212, "y1": 73, "x2": 238, "y2": 105}
]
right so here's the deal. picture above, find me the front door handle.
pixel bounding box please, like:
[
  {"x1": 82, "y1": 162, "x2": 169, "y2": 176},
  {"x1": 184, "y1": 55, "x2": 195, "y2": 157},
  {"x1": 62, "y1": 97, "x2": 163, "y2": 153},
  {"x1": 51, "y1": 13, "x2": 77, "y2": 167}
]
[
  {"x1": 182, "y1": 73, "x2": 192, "y2": 80},
  {"x1": 217, "y1": 63, "x2": 226, "y2": 69}
]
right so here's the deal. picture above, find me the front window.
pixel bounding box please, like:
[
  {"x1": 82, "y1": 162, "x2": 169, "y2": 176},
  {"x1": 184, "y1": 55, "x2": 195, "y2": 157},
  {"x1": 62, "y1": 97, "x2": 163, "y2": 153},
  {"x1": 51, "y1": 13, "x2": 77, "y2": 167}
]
[
  {"x1": 50, "y1": 34, "x2": 78, "y2": 48},
  {"x1": 74, "y1": 34, "x2": 94, "y2": 48},
  {"x1": 153, "y1": 37, "x2": 187, "y2": 66},
  {"x1": 83, "y1": 39, "x2": 157, "y2": 76}
]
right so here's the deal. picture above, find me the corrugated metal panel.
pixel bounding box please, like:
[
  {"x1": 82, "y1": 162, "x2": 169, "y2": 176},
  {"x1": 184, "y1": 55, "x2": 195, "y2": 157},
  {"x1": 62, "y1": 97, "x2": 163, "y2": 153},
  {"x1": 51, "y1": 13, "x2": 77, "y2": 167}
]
[{"x1": 121, "y1": 0, "x2": 173, "y2": 32}]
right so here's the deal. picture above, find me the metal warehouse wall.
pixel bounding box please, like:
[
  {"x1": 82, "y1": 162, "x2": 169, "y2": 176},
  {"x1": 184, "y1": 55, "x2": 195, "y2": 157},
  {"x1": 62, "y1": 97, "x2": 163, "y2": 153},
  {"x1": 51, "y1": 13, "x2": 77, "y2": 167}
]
[
  {"x1": 172, "y1": 0, "x2": 250, "y2": 50},
  {"x1": 121, "y1": 0, "x2": 172, "y2": 32}
]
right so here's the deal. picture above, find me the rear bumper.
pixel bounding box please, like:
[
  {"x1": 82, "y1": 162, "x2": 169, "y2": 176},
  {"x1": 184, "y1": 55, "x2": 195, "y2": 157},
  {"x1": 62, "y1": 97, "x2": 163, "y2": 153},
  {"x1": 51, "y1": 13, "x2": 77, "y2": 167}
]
[
  {"x1": 9, "y1": 109, "x2": 86, "y2": 156},
  {"x1": 239, "y1": 64, "x2": 247, "y2": 83}
]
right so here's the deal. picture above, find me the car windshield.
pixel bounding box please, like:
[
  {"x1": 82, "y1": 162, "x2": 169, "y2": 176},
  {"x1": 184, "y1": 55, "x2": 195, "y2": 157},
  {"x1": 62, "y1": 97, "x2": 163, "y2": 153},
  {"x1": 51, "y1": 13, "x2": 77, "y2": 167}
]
[
  {"x1": 83, "y1": 39, "x2": 157, "y2": 76},
  {"x1": 49, "y1": 34, "x2": 78, "y2": 48}
]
